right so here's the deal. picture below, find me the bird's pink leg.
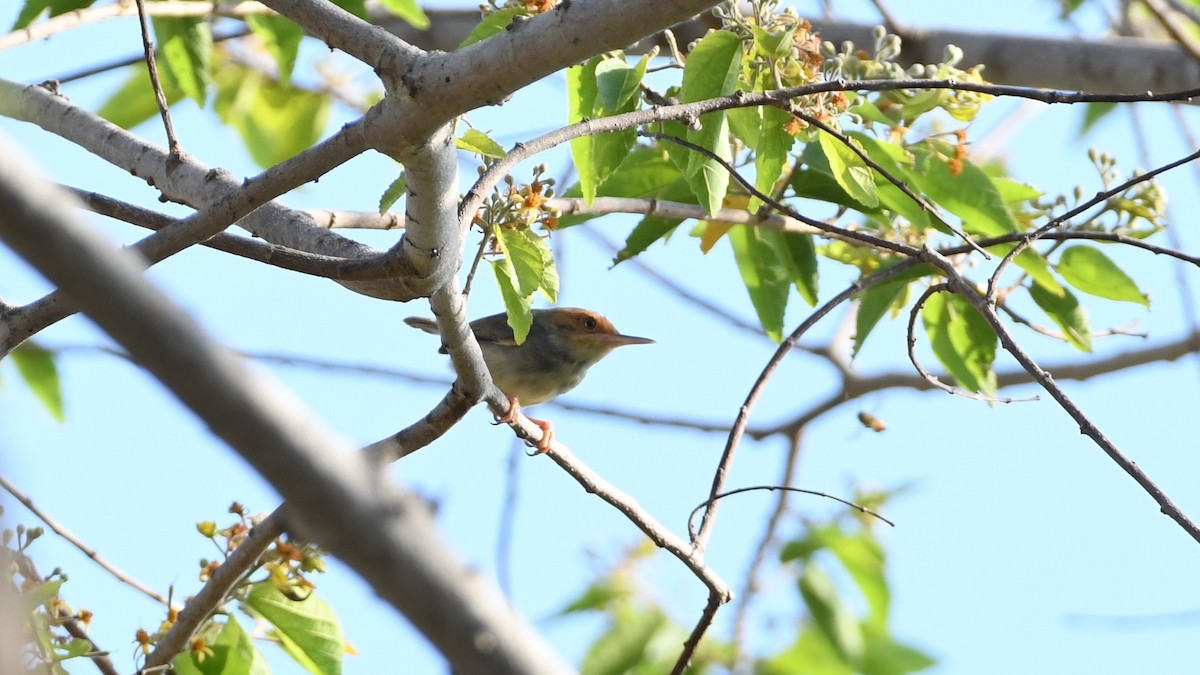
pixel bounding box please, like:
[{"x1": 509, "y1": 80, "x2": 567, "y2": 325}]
[{"x1": 495, "y1": 393, "x2": 554, "y2": 453}]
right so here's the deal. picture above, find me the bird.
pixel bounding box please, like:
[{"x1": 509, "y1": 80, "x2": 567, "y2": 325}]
[{"x1": 404, "y1": 307, "x2": 653, "y2": 452}]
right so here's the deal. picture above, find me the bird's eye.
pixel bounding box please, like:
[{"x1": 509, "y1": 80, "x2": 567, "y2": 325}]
[{"x1": 582, "y1": 316, "x2": 598, "y2": 330}]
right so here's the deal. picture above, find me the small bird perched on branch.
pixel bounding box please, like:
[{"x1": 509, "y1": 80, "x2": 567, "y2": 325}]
[{"x1": 404, "y1": 307, "x2": 653, "y2": 452}]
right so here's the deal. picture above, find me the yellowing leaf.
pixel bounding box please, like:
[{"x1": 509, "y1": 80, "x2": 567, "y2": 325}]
[{"x1": 698, "y1": 221, "x2": 733, "y2": 253}]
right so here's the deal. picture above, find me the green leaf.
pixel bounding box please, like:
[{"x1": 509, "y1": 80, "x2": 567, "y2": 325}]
[
  {"x1": 567, "y1": 57, "x2": 602, "y2": 203},
  {"x1": 456, "y1": 128, "x2": 506, "y2": 158},
  {"x1": 847, "y1": 132, "x2": 930, "y2": 229},
  {"x1": 751, "y1": 23, "x2": 798, "y2": 58},
  {"x1": 860, "y1": 622, "x2": 938, "y2": 675},
  {"x1": 854, "y1": 280, "x2": 908, "y2": 358},
  {"x1": 612, "y1": 178, "x2": 695, "y2": 264},
  {"x1": 558, "y1": 145, "x2": 684, "y2": 229},
  {"x1": 752, "y1": 105, "x2": 793, "y2": 211},
  {"x1": 12, "y1": 0, "x2": 52, "y2": 30},
  {"x1": 172, "y1": 618, "x2": 269, "y2": 675},
  {"x1": 824, "y1": 531, "x2": 890, "y2": 629},
  {"x1": 726, "y1": 105, "x2": 761, "y2": 151},
  {"x1": 594, "y1": 55, "x2": 644, "y2": 114},
  {"x1": 244, "y1": 583, "x2": 343, "y2": 675},
  {"x1": 852, "y1": 264, "x2": 937, "y2": 357},
  {"x1": 1079, "y1": 101, "x2": 1117, "y2": 135},
  {"x1": 818, "y1": 131, "x2": 879, "y2": 209},
  {"x1": 730, "y1": 226, "x2": 790, "y2": 342},
  {"x1": 681, "y1": 29, "x2": 742, "y2": 216},
  {"x1": 494, "y1": 226, "x2": 555, "y2": 300},
  {"x1": 761, "y1": 626, "x2": 854, "y2": 675},
  {"x1": 152, "y1": 16, "x2": 212, "y2": 106},
  {"x1": 557, "y1": 579, "x2": 628, "y2": 615},
  {"x1": 378, "y1": 171, "x2": 405, "y2": 214},
  {"x1": 779, "y1": 231, "x2": 819, "y2": 306},
  {"x1": 11, "y1": 342, "x2": 64, "y2": 422},
  {"x1": 567, "y1": 55, "x2": 644, "y2": 205},
  {"x1": 379, "y1": 0, "x2": 430, "y2": 28},
  {"x1": 458, "y1": 7, "x2": 522, "y2": 48},
  {"x1": 1029, "y1": 279, "x2": 1093, "y2": 352},
  {"x1": 580, "y1": 608, "x2": 668, "y2": 675},
  {"x1": 244, "y1": 14, "x2": 303, "y2": 86},
  {"x1": 493, "y1": 259, "x2": 534, "y2": 344},
  {"x1": 799, "y1": 563, "x2": 865, "y2": 665},
  {"x1": 328, "y1": 0, "x2": 368, "y2": 19},
  {"x1": 922, "y1": 291, "x2": 998, "y2": 397},
  {"x1": 912, "y1": 147, "x2": 1017, "y2": 237},
  {"x1": 1057, "y1": 245, "x2": 1149, "y2": 306},
  {"x1": 21, "y1": 579, "x2": 64, "y2": 614},
  {"x1": 96, "y1": 66, "x2": 185, "y2": 130},
  {"x1": 214, "y1": 68, "x2": 330, "y2": 168}
]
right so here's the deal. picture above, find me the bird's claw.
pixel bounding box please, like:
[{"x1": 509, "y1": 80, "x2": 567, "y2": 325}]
[{"x1": 494, "y1": 394, "x2": 554, "y2": 454}]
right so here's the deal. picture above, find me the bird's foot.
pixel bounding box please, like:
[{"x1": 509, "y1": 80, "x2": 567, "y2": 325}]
[{"x1": 494, "y1": 393, "x2": 554, "y2": 454}]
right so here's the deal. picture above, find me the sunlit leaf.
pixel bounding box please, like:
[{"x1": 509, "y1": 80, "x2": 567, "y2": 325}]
[
  {"x1": 494, "y1": 226, "x2": 555, "y2": 299},
  {"x1": 379, "y1": 0, "x2": 429, "y2": 29},
  {"x1": 245, "y1": 583, "x2": 343, "y2": 675},
  {"x1": 681, "y1": 29, "x2": 742, "y2": 216},
  {"x1": 1029, "y1": 279, "x2": 1092, "y2": 352},
  {"x1": 11, "y1": 342, "x2": 64, "y2": 422},
  {"x1": 1057, "y1": 245, "x2": 1149, "y2": 306},
  {"x1": 12, "y1": 0, "x2": 52, "y2": 30},
  {"x1": 493, "y1": 259, "x2": 534, "y2": 344},
  {"x1": 580, "y1": 607, "x2": 667, "y2": 675},
  {"x1": 173, "y1": 618, "x2": 269, "y2": 675},
  {"x1": 96, "y1": 66, "x2": 185, "y2": 130},
  {"x1": 152, "y1": 16, "x2": 212, "y2": 106},
  {"x1": 761, "y1": 626, "x2": 853, "y2": 675},
  {"x1": 852, "y1": 264, "x2": 937, "y2": 357},
  {"x1": 245, "y1": 14, "x2": 303, "y2": 86},
  {"x1": 568, "y1": 57, "x2": 602, "y2": 202},
  {"x1": 730, "y1": 225, "x2": 790, "y2": 342},
  {"x1": 912, "y1": 147, "x2": 1017, "y2": 237},
  {"x1": 458, "y1": 7, "x2": 521, "y2": 48},
  {"x1": 922, "y1": 291, "x2": 998, "y2": 397},
  {"x1": 752, "y1": 105, "x2": 793, "y2": 211},
  {"x1": 613, "y1": 178, "x2": 695, "y2": 264},
  {"x1": 594, "y1": 54, "x2": 645, "y2": 114},
  {"x1": 456, "y1": 128, "x2": 506, "y2": 158},
  {"x1": 214, "y1": 68, "x2": 330, "y2": 168},
  {"x1": 1079, "y1": 101, "x2": 1116, "y2": 135},
  {"x1": 860, "y1": 622, "x2": 938, "y2": 675},
  {"x1": 328, "y1": 0, "x2": 368, "y2": 19},
  {"x1": 378, "y1": 171, "x2": 405, "y2": 213},
  {"x1": 799, "y1": 563, "x2": 865, "y2": 665},
  {"x1": 818, "y1": 131, "x2": 879, "y2": 209},
  {"x1": 779, "y1": 231, "x2": 819, "y2": 307}
]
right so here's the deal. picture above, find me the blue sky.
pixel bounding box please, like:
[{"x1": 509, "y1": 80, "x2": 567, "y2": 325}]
[{"x1": 3, "y1": 1, "x2": 1200, "y2": 673}]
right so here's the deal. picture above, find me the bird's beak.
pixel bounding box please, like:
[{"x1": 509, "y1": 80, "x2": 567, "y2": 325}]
[{"x1": 598, "y1": 333, "x2": 655, "y2": 348}]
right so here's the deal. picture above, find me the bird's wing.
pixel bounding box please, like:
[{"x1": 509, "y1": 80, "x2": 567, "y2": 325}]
[{"x1": 469, "y1": 313, "x2": 519, "y2": 346}]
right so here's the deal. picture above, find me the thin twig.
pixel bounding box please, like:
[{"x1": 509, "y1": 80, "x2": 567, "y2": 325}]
[
  {"x1": 132, "y1": 0, "x2": 181, "y2": 156},
  {"x1": 905, "y1": 281, "x2": 1037, "y2": 403},
  {"x1": 0, "y1": 473, "x2": 172, "y2": 607},
  {"x1": 730, "y1": 428, "x2": 804, "y2": 674},
  {"x1": 688, "y1": 484, "x2": 894, "y2": 540},
  {"x1": 669, "y1": 591, "x2": 723, "y2": 675}
]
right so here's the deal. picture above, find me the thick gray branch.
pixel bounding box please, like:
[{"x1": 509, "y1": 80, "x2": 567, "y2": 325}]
[{"x1": 381, "y1": 11, "x2": 1200, "y2": 95}]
